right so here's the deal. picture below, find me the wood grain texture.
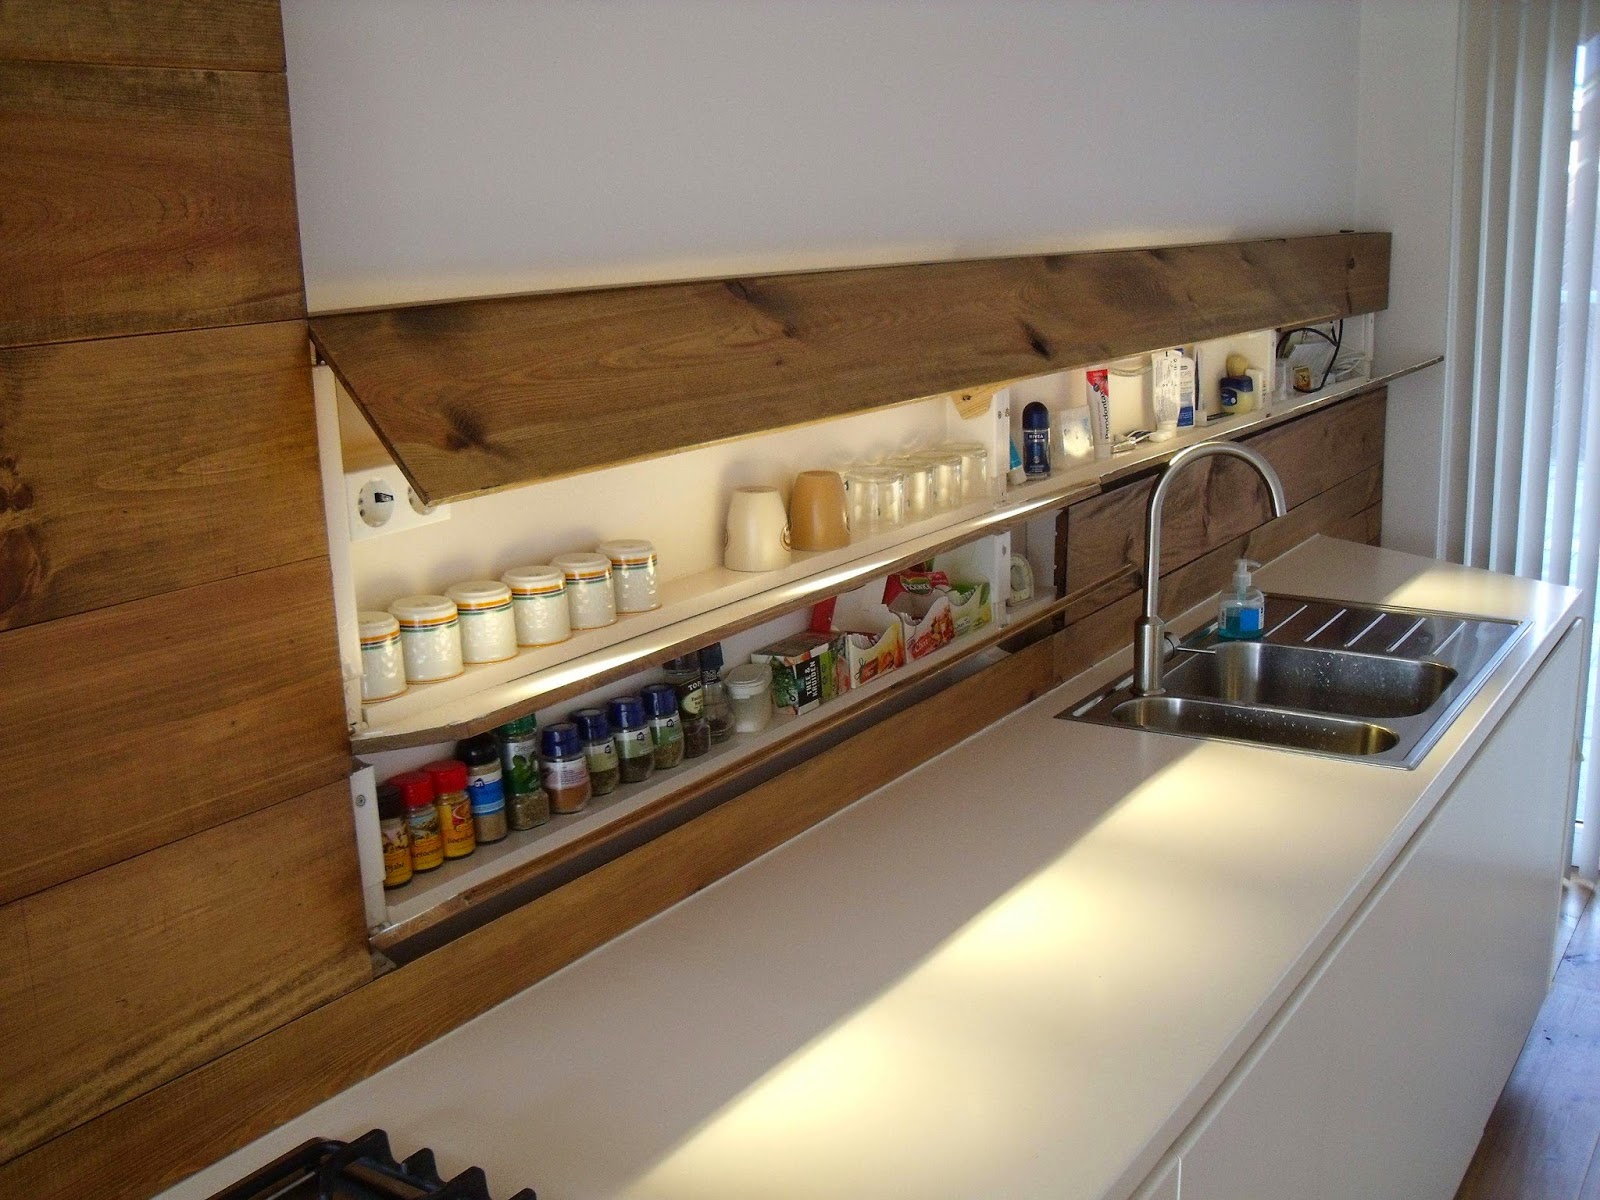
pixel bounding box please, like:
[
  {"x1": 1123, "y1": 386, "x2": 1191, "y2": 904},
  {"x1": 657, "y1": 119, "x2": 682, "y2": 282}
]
[
  {"x1": 310, "y1": 233, "x2": 1391, "y2": 504},
  {"x1": 0, "y1": 321, "x2": 325, "y2": 630},
  {"x1": 0, "y1": 637, "x2": 1061, "y2": 1200},
  {"x1": 0, "y1": 557, "x2": 350, "y2": 905},
  {"x1": 0, "y1": 780, "x2": 370, "y2": 1163},
  {"x1": 0, "y1": 60, "x2": 304, "y2": 347},
  {"x1": 0, "y1": 0, "x2": 284, "y2": 70}
]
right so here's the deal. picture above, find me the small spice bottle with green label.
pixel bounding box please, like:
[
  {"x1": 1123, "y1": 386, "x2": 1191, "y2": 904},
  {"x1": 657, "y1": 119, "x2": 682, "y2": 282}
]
[
  {"x1": 641, "y1": 683, "x2": 685, "y2": 770},
  {"x1": 608, "y1": 695, "x2": 656, "y2": 784},
  {"x1": 496, "y1": 715, "x2": 549, "y2": 830},
  {"x1": 571, "y1": 707, "x2": 621, "y2": 796}
]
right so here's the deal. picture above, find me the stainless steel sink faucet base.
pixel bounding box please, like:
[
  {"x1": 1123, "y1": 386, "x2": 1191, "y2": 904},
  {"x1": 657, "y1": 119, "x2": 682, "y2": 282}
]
[{"x1": 1133, "y1": 442, "x2": 1289, "y2": 696}]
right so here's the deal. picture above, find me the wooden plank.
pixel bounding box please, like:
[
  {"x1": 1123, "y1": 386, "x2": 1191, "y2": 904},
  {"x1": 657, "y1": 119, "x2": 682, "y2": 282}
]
[
  {"x1": 1062, "y1": 389, "x2": 1386, "y2": 605},
  {"x1": 0, "y1": 60, "x2": 304, "y2": 347},
  {"x1": 309, "y1": 233, "x2": 1391, "y2": 505},
  {"x1": 0, "y1": 780, "x2": 370, "y2": 1162},
  {"x1": 0, "y1": 557, "x2": 350, "y2": 905},
  {"x1": 0, "y1": 636, "x2": 1061, "y2": 1200},
  {"x1": 0, "y1": 1, "x2": 285, "y2": 71},
  {"x1": 0, "y1": 321, "x2": 326, "y2": 630}
]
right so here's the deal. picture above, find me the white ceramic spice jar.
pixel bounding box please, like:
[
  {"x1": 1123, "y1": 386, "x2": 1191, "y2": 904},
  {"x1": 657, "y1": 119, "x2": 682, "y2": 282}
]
[
  {"x1": 597, "y1": 539, "x2": 660, "y2": 614},
  {"x1": 357, "y1": 610, "x2": 407, "y2": 702},
  {"x1": 552, "y1": 552, "x2": 617, "y2": 630},
  {"x1": 389, "y1": 594, "x2": 464, "y2": 683},
  {"x1": 446, "y1": 580, "x2": 518, "y2": 664},
  {"x1": 502, "y1": 564, "x2": 570, "y2": 647}
]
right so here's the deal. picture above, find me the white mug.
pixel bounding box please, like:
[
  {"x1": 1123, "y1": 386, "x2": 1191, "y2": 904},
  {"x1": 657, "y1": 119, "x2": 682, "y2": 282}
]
[{"x1": 725, "y1": 486, "x2": 792, "y2": 572}]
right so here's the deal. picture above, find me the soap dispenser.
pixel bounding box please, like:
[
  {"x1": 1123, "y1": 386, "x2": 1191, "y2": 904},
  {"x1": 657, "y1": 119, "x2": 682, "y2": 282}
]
[{"x1": 1218, "y1": 558, "x2": 1265, "y2": 640}]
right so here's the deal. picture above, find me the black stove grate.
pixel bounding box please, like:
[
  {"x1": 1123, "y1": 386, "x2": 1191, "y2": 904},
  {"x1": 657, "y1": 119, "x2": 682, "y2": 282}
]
[{"x1": 206, "y1": 1129, "x2": 536, "y2": 1200}]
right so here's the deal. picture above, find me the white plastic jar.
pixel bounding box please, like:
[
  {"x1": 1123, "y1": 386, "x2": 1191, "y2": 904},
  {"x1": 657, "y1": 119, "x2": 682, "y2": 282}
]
[
  {"x1": 357, "y1": 610, "x2": 407, "y2": 702},
  {"x1": 553, "y1": 552, "x2": 617, "y2": 630},
  {"x1": 446, "y1": 580, "x2": 518, "y2": 664},
  {"x1": 502, "y1": 564, "x2": 570, "y2": 647},
  {"x1": 389, "y1": 594, "x2": 464, "y2": 683},
  {"x1": 597, "y1": 539, "x2": 660, "y2": 614},
  {"x1": 724, "y1": 662, "x2": 774, "y2": 733}
]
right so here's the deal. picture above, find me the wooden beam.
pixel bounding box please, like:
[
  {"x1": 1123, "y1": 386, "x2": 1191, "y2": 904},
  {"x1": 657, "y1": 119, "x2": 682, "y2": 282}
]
[
  {"x1": 310, "y1": 232, "x2": 1391, "y2": 505},
  {"x1": 0, "y1": 1, "x2": 286, "y2": 71}
]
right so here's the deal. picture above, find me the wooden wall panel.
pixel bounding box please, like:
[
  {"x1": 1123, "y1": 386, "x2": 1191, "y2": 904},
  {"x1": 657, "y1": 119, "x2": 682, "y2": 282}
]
[
  {"x1": 0, "y1": 60, "x2": 304, "y2": 347},
  {"x1": 0, "y1": 557, "x2": 349, "y2": 906},
  {"x1": 0, "y1": 321, "x2": 325, "y2": 630},
  {"x1": 0, "y1": 780, "x2": 370, "y2": 1162},
  {"x1": 310, "y1": 232, "x2": 1391, "y2": 504},
  {"x1": 0, "y1": 1, "x2": 285, "y2": 71}
]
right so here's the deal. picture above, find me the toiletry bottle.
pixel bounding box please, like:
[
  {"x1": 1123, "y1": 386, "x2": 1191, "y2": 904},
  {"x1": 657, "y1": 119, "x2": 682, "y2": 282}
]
[
  {"x1": 1022, "y1": 402, "x2": 1052, "y2": 478},
  {"x1": 1218, "y1": 558, "x2": 1266, "y2": 640}
]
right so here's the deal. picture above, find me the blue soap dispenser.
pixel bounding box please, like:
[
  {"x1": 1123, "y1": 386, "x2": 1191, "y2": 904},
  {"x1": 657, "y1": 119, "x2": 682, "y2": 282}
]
[{"x1": 1218, "y1": 558, "x2": 1266, "y2": 640}]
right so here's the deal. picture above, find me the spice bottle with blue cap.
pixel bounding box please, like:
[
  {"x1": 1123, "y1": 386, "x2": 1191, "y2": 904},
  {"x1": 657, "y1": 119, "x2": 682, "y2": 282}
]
[
  {"x1": 571, "y1": 707, "x2": 621, "y2": 796},
  {"x1": 540, "y1": 722, "x2": 592, "y2": 814},
  {"x1": 608, "y1": 695, "x2": 656, "y2": 784}
]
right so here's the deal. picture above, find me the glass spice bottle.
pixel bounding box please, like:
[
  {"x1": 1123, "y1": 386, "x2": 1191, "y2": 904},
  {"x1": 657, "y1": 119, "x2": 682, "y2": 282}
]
[
  {"x1": 391, "y1": 770, "x2": 443, "y2": 872},
  {"x1": 376, "y1": 781, "x2": 412, "y2": 889},
  {"x1": 496, "y1": 715, "x2": 549, "y2": 830},
  {"x1": 540, "y1": 722, "x2": 592, "y2": 814},
  {"x1": 664, "y1": 654, "x2": 710, "y2": 759},
  {"x1": 608, "y1": 694, "x2": 656, "y2": 784},
  {"x1": 571, "y1": 707, "x2": 621, "y2": 796},
  {"x1": 456, "y1": 733, "x2": 508, "y2": 844},
  {"x1": 424, "y1": 760, "x2": 477, "y2": 859},
  {"x1": 641, "y1": 683, "x2": 685, "y2": 770},
  {"x1": 699, "y1": 642, "x2": 735, "y2": 744}
]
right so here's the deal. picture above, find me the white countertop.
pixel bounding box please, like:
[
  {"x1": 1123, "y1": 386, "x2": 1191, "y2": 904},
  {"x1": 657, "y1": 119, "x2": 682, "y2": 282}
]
[{"x1": 165, "y1": 537, "x2": 1583, "y2": 1200}]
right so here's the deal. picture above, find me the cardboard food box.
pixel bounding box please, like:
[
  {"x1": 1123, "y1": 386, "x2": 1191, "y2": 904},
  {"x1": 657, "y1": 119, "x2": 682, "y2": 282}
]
[
  {"x1": 809, "y1": 585, "x2": 908, "y2": 688},
  {"x1": 750, "y1": 631, "x2": 849, "y2": 715},
  {"x1": 838, "y1": 620, "x2": 905, "y2": 687}
]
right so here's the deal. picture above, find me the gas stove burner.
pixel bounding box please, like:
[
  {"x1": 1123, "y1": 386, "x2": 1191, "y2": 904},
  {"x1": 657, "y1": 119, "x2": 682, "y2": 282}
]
[{"x1": 207, "y1": 1129, "x2": 535, "y2": 1200}]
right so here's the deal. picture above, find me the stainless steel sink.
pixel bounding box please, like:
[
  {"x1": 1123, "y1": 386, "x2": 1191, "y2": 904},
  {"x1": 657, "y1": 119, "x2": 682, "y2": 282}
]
[{"x1": 1060, "y1": 595, "x2": 1524, "y2": 768}]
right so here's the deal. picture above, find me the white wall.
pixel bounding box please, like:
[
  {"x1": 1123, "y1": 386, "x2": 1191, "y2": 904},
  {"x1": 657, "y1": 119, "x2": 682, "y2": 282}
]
[{"x1": 282, "y1": 0, "x2": 1362, "y2": 313}]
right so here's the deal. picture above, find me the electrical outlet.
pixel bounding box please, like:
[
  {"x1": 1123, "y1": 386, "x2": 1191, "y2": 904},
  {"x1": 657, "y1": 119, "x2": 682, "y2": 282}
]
[{"x1": 344, "y1": 464, "x2": 451, "y2": 540}]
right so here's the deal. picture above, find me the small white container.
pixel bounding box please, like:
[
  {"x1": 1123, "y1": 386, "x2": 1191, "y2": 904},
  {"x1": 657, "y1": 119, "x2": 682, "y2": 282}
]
[
  {"x1": 553, "y1": 552, "x2": 617, "y2": 630},
  {"x1": 725, "y1": 662, "x2": 774, "y2": 733},
  {"x1": 502, "y1": 564, "x2": 570, "y2": 647},
  {"x1": 389, "y1": 594, "x2": 464, "y2": 683},
  {"x1": 357, "y1": 610, "x2": 407, "y2": 702},
  {"x1": 446, "y1": 580, "x2": 518, "y2": 664},
  {"x1": 597, "y1": 539, "x2": 660, "y2": 613}
]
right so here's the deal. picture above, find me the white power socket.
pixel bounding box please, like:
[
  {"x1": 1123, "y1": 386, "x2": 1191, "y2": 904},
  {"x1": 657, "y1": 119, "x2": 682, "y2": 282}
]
[{"x1": 344, "y1": 463, "x2": 451, "y2": 541}]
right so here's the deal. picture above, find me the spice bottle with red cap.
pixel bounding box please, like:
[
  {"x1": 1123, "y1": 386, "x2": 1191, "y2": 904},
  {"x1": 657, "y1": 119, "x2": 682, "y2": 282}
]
[
  {"x1": 424, "y1": 760, "x2": 476, "y2": 859},
  {"x1": 390, "y1": 770, "x2": 443, "y2": 873}
]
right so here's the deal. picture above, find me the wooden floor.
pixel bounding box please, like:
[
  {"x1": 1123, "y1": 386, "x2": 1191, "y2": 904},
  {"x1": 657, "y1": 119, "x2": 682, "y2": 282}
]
[{"x1": 1456, "y1": 879, "x2": 1600, "y2": 1198}]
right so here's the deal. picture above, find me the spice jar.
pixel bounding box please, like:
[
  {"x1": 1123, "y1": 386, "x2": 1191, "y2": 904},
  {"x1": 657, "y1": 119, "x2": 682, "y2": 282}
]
[
  {"x1": 571, "y1": 708, "x2": 621, "y2": 796},
  {"x1": 641, "y1": 683, "x2": 685, "y2": 770},
  {"x1": 540, "y1": 722, "x2": 592, "y2": 814},
  {"x1": 424, "y1": 760, "x2": 476, "y2": 859},
  {"x1": 392, "y1": 770, "x2": 443, "y2": 872},
  {"x1": 664, "y1": 654, "x2": 710, "y2": 759},
  {"x1": 496, "y1": 715, "x2": 549, "y2": 831},
  {"x1": 608, "y1": 695, "x2": 655, "y2": 785},
  {"x1": 553, "y1": 552, "x2": 617, "y2": 630},
  {"x1": 502, "y1": 565, "x2": 570, "y2": 648},
  {"x1": 376, "y1": 781, "x2": 412, "y2": 889},
  {"x1": 456, "y1": 733, "x2": 508, "y2": 844},
  {"x1": 390, "y1": 594, "x2": 464, "y2": 683},
  {"x1": 725, "y1": 662, "x2": 775, "y2": 734},
  {"x1": 447, "y1": 580, "x2": 518, "y2": 664},
  {"x1": 597, "y1": 539, "x2": 660, "y2": 614},
  {"x1": 358, "y1": 611, "x2": 407, "y2": 702},
  {"x1": 700, "y1": 642, "x2": 735, "y2": 744}
]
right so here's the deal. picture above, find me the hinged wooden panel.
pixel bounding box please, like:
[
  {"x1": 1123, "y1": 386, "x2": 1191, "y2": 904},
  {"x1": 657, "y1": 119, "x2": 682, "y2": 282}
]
[
  {"x1": 0, "y1": 1, "x2": 285, "y2": 71},
  {"x1": 0, "y1": 321, "x2": 326, "y2": 631},
  {"x1": 310, "y1": 232, "x2": 1391, "y2": 505},
  {"x1": 0, "y1": 60, "x2": 305, "y2": 347}
]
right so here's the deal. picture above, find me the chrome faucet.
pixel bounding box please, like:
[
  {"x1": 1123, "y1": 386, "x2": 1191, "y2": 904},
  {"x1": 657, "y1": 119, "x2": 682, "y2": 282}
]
[{"x1": 1133, "y1": 442, "x2": 1289, "y2": 696}]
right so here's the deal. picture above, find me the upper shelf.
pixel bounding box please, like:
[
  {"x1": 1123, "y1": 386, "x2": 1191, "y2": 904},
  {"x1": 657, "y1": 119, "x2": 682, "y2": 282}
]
[{"x1": 310, "y1": 233, "x2": 1392, "y2": 506}]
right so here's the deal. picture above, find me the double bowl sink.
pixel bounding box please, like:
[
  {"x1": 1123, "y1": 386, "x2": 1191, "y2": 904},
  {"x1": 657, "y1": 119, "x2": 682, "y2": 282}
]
[{"x1": 1061, "y1": 596, "x2": 1524, "y2": 768}]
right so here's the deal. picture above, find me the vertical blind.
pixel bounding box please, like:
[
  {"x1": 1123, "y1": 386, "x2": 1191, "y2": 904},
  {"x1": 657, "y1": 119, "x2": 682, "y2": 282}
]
[{"x1": 1443, "y1": 0, "x2": 1600, "y2": 873}]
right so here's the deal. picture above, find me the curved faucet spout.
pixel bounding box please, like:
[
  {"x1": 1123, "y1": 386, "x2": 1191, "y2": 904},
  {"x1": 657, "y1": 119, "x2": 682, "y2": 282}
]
[{"x1": 1133, "y1": 441, "x2": 1288, "y2": 696}]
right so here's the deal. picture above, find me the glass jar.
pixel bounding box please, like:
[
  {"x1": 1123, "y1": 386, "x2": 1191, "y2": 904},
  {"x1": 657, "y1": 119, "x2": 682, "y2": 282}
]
[
  {"x1": 663, "y1": 654, "x2": 709, "y2": 759},
  {"x1": 376, "y1": 781, "x2": 412, "y2": 889},
  {"x1": 597, "y1": 539, "x2": 660, "y2": 614},
  {"x1": 553, "y1": 552, "x2": 617, "y2": 630},
  {"x1": 608, "y1": 695, "x2": 656, "y2": 784},
  {"x1": 843, "y1": 466, "x2": 906, "y2": 532},
  {"x1": 502, "y1": 565, "x2": 570, "y2": 648},
  {"x1": 571, "y1": 708, "x2": 621, "y2": 796},
  {"x1": 699, "y1": 642, "x2": 735, "y2": 744},
  {"x1": 725, "y1": 662, "x2": 775, "y2": 734},
  {"x1": 423, "y1": 760, "x2": 476, "y2": 859},
  {"x1": 940, "y1": 442, "x2": 991, "y2": 500},
  {"x1": 912, "y1": 450, "x2": 964, "y2": 509},
  {"x1": 391, "y1": 770, "x2": 443, "y2": 872},
  {"x1": 641, "y1": 683, "x2": 685, "y2": 770},
  {"x1": 886, "y1": 455, "x2": 935, "y2": 520},
  {"x1": 456, "y1": 733, "x2": 508, "y2": 844},
  {"x1": 496, "y1": 715, "x2": 549, "y2": 831},
  {"x1": 389, "y1": 594, "x2": 464, "y2": 683},
  {"x1": 357, "y1": 611, "x2": 407, "y2": 702},
  {"x1": 446, "y1": 580, "x2": 518, "y2": 664},
  {"x1": 540, "y1": 722, "x2": 592, "y2": 814}
]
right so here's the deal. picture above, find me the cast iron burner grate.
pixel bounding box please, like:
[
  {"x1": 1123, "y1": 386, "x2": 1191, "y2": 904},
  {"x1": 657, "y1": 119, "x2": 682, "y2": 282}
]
[{"x1": 206, "y1": 1129, "x2": 536, "y2": 1200}]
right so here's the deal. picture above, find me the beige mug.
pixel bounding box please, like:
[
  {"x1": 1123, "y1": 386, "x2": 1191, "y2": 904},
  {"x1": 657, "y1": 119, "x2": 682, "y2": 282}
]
[
  {"x1": 725, "y1": 486, "x2": 792, "y2": 572},
  {"x1": 788, "y1": 470, "x2": 851, "y2": 551}
]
